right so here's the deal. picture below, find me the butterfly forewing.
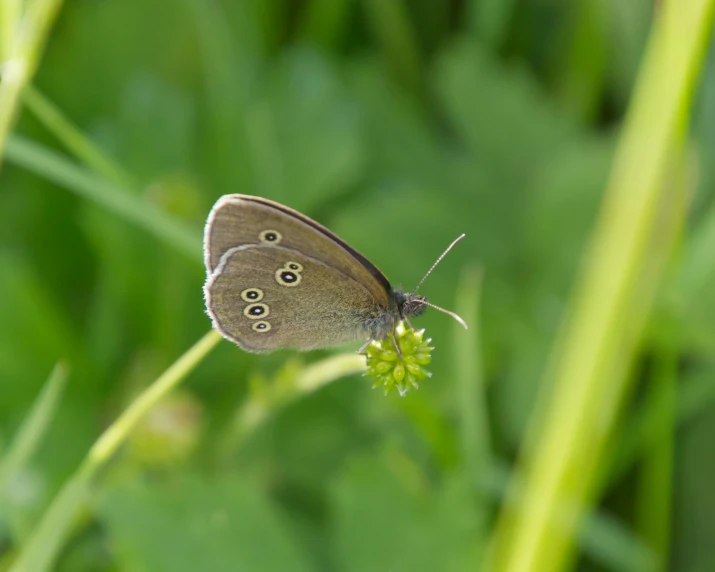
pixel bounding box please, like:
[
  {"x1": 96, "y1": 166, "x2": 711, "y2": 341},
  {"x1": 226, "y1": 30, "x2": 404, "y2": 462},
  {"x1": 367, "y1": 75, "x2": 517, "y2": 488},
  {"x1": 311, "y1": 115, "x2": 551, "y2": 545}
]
[
  {"x1": 204, "y1": 195, "x2": 390, "y2": 305},
  {"x1": 206, "y1": 244, "x2": 382, "y2": 352}
]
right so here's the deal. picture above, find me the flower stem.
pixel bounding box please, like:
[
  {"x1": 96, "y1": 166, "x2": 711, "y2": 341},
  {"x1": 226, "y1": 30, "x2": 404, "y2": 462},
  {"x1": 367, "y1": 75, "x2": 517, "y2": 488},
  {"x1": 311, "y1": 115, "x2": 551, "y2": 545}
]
[{"x1": 9, "y1": 330, "x2": 222, "y2": 572}]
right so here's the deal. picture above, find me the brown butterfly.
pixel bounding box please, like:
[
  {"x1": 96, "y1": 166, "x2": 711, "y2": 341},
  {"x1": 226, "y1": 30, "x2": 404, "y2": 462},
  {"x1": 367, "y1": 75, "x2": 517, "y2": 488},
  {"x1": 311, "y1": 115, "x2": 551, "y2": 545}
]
[{"x1": 203, "y1": 194, "x2": 466, "y2": 352}]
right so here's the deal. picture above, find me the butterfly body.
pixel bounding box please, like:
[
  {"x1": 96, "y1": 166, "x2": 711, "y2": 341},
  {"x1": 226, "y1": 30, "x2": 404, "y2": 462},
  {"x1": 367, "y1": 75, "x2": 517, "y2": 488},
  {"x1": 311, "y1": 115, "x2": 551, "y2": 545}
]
[
  {"x1": 360, "y1": 288, "x2": 428, "y2": 344},
  {"x1": 203, "y1": 194, "x2": 429, "y2": 353}
]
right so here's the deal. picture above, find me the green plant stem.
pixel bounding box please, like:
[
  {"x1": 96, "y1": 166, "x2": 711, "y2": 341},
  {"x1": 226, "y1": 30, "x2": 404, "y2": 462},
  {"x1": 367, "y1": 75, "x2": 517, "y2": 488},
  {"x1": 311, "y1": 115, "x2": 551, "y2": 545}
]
[
  {"x1": 9, "y1": 330, "x2": 222, "y2": 572},
  {"x1": 0, "y1": 0, "x2": 63, "y2": 170},
  {"x1": 486, "y1": 1, "x2": 714, "y2": 571},
  {"x1": 481, "y1": 461, "x2": 657, "y2": 571},
  {"x1": 228, "y1": 353, "x2": 365, "y2": 450}
]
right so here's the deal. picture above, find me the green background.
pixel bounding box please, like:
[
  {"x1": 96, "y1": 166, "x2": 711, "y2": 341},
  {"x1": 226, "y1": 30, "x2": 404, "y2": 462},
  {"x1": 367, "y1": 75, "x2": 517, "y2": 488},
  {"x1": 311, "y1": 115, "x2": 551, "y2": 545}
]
[{"x1": 1, "y1": 0, "x2": 714, "y2": 571}]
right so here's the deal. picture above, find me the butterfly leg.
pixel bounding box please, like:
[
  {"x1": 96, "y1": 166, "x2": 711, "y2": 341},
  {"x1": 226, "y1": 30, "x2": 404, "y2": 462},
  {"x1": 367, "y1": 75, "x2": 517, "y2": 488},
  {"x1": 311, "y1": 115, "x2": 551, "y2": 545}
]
[
  {"x1": 403, "y1": 317, "x2": 414, "y2": 331},
  {"x1": 391, "y1": 332, "x2": 403, "y2": 358},
  {"x1": 356, "y1": 338, "x2": 372, "y2": 355},
  {"x1": 357, "y1": 336, "x2": 402, "y2": 358}
]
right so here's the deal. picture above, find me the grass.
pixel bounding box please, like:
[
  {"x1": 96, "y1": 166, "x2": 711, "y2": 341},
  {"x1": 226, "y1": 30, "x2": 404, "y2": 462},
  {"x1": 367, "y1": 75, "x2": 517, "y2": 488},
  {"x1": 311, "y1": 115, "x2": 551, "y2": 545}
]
[
  {"x1": 1, "y1": 0, "x2": 714, "y2": 571},
  {"x1": 487, "y1": 1, "x2": 714, "y2": 570}
]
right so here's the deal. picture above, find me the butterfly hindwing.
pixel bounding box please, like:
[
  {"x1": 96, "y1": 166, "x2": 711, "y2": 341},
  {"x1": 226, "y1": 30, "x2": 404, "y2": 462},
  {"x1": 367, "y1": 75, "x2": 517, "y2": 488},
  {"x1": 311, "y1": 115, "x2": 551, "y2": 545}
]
[{"x1": 205, "y1": 244, "x2": 383, "y2": 352}]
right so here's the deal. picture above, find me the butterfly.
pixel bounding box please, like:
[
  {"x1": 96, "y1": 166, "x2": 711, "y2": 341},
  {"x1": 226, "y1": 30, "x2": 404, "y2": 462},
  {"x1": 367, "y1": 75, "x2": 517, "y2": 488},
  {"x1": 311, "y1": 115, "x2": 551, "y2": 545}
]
[{"x1": 203, "y1": 194, "x2": 466, "y2": 353}]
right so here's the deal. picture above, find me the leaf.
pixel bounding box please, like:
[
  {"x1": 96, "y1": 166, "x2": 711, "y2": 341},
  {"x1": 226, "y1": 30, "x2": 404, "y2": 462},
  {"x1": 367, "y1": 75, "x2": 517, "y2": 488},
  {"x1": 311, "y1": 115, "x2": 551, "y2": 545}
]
[
  {"x1": 99, "y1": 476, "x2": 312, "y2": 572},
  {"x1": 331, "y1": 451, "x2": 483, "y2": 572},
  {"x1": 434, "y1": 39, "x2": 581, "y2": 186},
  {"x1": 246, "y1": 48, "x2": 366, "y2": 213}
]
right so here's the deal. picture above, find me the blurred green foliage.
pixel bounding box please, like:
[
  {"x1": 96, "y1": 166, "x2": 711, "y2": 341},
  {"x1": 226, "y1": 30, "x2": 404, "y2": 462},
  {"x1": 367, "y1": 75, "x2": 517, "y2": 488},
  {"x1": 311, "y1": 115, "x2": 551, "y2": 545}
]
[{"x1": 1, "y1": 0, "x2": 714, "y2": 571}]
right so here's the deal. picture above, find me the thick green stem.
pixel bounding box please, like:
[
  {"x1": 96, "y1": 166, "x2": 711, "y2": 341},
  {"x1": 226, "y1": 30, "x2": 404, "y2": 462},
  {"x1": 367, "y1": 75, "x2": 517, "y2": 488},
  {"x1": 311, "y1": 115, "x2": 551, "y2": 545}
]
[{"x1": 486, "y1": 1, "x2": 715, "y2": 570}]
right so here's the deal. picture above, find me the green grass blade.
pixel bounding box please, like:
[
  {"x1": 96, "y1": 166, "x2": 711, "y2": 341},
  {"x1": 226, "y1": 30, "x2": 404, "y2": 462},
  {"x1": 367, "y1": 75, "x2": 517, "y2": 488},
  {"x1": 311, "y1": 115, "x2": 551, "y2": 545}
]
[
  {"x1": 22, "y1": 85, "x2": 132, "y2": 185},
  {"x1": 635, "y1": 340, "x2": 676, "y2": 569},
  {"x1": 0, "y1": 362, "x2": 68, "y2": 493},
  {"x1": 0, "y1": 0, "x2": 21, "y2": 59},
  {"x1": 487, "y1": 1, "x2": 715, "y2": 570},
  {"x1": 481, "y1": 461, "x2": 657, "y2": 571},
  {"x1": 0, "y1": 0, "x2": 64, "y2": 169},
  {"x1": 8, "y1": 330, "x2": 222, "y2": 572},
  {"x1": 7, "y1": 473, "x2": 92, "y2": 572},
  {"x1": 4, "y1": 135, "x2": 201, "y2": 261}
]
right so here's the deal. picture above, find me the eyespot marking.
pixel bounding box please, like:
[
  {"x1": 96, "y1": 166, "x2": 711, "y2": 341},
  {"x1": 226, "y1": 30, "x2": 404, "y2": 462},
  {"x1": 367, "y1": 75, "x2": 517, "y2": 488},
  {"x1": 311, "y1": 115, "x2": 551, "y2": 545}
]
[
  {"x1": 252, "y1": 321, "x2": 271, "y2": 332},
  {"x1": 259, "y1": 229, "x2": 282, "y2": 244},
  {"x1": 275, "y1": 269, "x2": 301, "y2": 287},
  {"x1": 286, "y1": 261, "x2": 303, "y2": 272},
  {"x1": 244, "y1": 303, "x2": 270, "y2": 319},
  {"x1": 240, "y1": 288, "x2": 264, "y2": 302}
]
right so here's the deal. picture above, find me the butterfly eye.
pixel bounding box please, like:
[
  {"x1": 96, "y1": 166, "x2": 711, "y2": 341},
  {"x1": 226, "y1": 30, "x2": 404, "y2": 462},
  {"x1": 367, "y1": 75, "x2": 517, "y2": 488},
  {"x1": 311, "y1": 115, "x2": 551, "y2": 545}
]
[
  {"x1": 259, "y1": 230, "x2": 282, "y2": 244},
  {"x1": 240, "y1": 288, "x2": 264, "y2": 302},
  {"x1": 252, "y1": 321, "x2": 271, "y2": 332},
  {"x1": 244, "y1": 303, "x2": 270, "y2": 319}
]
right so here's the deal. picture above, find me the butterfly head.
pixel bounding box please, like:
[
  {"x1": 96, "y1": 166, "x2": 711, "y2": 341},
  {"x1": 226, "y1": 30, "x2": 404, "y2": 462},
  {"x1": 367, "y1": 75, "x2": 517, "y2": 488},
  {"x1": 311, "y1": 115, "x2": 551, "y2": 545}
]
[
  {"x1": 387, "y1": 234, "x2": 470, "y2": 330},
  {"x1": 394, "y1": 289, "x2": 428, "y2": 320},
  {"x1": 392, "y1": 288, "x2": 467, "y2": 330}
]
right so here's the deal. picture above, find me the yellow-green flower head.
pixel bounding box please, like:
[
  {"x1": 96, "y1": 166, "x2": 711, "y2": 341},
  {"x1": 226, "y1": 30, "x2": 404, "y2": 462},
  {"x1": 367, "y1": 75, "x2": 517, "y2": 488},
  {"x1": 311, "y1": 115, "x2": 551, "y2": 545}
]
[{"x1": 364, "y1": 323, "x2": 433, "y2": 396}]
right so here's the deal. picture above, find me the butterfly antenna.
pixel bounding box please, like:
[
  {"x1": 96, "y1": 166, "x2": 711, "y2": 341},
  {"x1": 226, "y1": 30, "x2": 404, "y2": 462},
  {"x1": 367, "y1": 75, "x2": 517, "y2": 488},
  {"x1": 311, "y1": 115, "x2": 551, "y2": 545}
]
[
  {"x1": 414, "y1": 234, "x2": 466, "y2": 293},
  {"x1": 418, "y1": 300, "x2": 469, "y2": 330}
]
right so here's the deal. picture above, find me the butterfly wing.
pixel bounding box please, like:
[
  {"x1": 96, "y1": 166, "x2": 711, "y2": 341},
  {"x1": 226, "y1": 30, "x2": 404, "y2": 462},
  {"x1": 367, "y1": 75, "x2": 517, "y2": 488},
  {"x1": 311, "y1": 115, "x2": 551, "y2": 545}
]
[
  {"x1": 204, "y1": 194, "x2": 391, "y2": 305},
  {"x1": 205, "y1": 244, "x2": 387, "y2": 352}
]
